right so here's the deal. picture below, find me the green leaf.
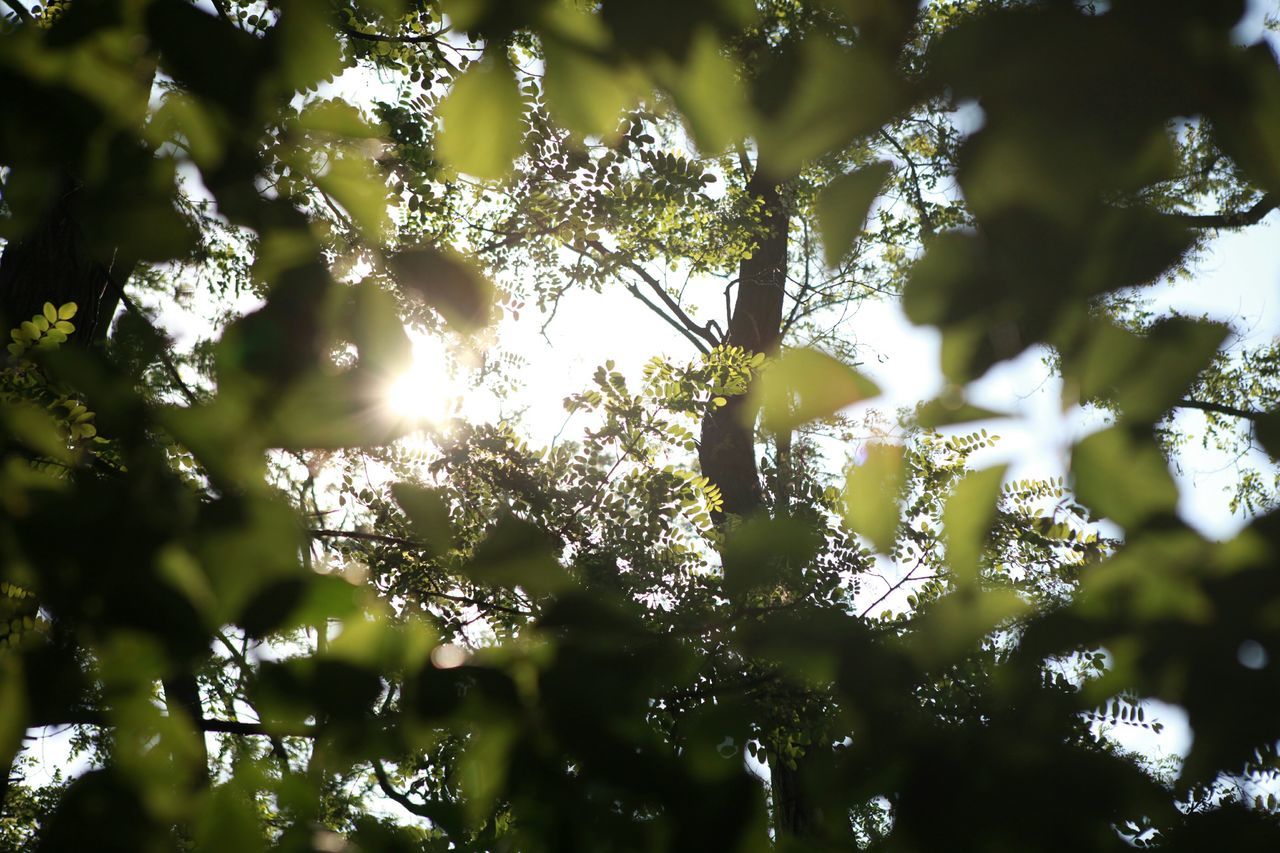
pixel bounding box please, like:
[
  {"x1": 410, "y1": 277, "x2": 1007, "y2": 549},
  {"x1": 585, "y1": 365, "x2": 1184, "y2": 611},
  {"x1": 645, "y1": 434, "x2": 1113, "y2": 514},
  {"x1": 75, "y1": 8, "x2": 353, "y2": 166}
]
[
  {"x1": 467, "y1": 514, "x2": 569, "y2": 596},
  {"x1": 842, "y1": 443, "x2": 904, "y2": 553},
  {"x1": 754, "y1": 347, "x2": 880, "y2": 433},
  {"x1": 1067, "y1": 317, "x2": 1228, "y2": 423},
  {"x1": 437, "y1": 57, "x2": 525, "y2": 180},
  {"x1": 943, "y1": 465, "x2": 1007, "y2": 585},
  {"x1": 915, "y1": 395, "x2": 1007, "y2": 428},
  {"x1": 1072, "y1": 426, "x2": 1178, "y2": 529},
  {"x1": 817, "y1": 161, "x2": 892, "y2": 267},
  {"x1": 42, "y1": 302, "x2": 57, "y2": 324},
  {"x1": 543, "y1": 41, "x2": 642, "y2": 139},
  {"x1": 665, "y1": 29, "x2": 749, "y2": 153},
  {"x1": 314, "y1": 155, "x2": 390, "y2": 240},
  {"x1": 721, "y1": 515, "x2": 823, "y2": 597},
  {"x1": 390, "y1": 248, "x2": 494, "y2": 331},
  {"x1": 391, "y1": 483, "x2": 455, "y2": 555}
]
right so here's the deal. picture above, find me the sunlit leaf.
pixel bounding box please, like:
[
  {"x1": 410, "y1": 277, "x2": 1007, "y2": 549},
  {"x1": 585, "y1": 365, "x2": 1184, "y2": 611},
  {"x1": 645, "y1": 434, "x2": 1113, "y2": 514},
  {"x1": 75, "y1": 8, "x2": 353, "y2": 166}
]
[
  {"x1": 944, "y1": 465, "x2": 1007, "y2": 585},
  {"x1": 842, "y1": 443, "x2": 904, "y2": 553},
  {"x1": 754, "y1": 347, "x2": 880, "y2": 433},
  {"x1": 437, "y1": 56, "x2": 525, "y2": 180},
  {"x1": 817, "y1": 161, "x2": 891, "y2": 266}
]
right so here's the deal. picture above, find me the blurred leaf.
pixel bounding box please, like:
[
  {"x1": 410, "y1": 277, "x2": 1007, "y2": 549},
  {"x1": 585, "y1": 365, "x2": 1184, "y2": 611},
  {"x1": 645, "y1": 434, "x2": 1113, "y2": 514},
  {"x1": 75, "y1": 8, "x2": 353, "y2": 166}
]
[
  {"x1": 842, "y1": 443, "x2": 904, "y2": 553},
  {"x1": 391, "y1": 482, "x2": 455, "y2": 555},
  {"x1": 1067, "y1": 317, "x2": 1228, "y2": 423},
  {"x1": 543, "y1": 42, "x2": 642, "y2": 140},
  {"x1": 721, "y1": 515, "x2": 822, "y2": 597},
  {"x1": 915, "y1": 395, "x2": 1007, "y2": 428},
  {"x1": 468, "y1": 514, "x2": 569, "y2": 596},
  {"x1": 0, "y1": 657, "x2": 27, "y2": 789},
  {"x1": 944, "y1": 465, "x2": 1007, "y2": 585},
  {"x1": 817, "y1": 161, "x2": 891, "y2": 266},
  {"x1": 1073, "y1": 426, "x2": 1178, "y2": 529},
  {"x1": 390, "y1": 247, "x2": 494, "y2": 331},
  {"x1": 315, "y1": 155, "x2": 390, "y2": 240},
  {"x1": 754, "y1": 347, "x2": 880, "y2": 433},
  {"x1": 193, "y1": 784, "x2": 267, "y2": 853},
  {"x1": 436, "y1": 56, "x2": 525, "y2": 180},
  {"x1": 665, "y1": 29, "x2": 749, "y2": 153}
]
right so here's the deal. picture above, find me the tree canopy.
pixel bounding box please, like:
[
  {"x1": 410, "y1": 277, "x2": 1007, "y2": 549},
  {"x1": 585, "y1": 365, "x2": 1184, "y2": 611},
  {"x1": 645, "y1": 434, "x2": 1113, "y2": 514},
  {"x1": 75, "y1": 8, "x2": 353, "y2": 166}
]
[{"x1": 3, "y1": 0, "x2": 1280, "y2": 850}]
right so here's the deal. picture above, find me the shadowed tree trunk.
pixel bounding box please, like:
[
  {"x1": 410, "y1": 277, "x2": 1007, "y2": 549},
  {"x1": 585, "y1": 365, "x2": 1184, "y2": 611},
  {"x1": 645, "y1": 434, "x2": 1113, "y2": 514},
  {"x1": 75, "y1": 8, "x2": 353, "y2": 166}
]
[
  {"x1": 0, "y1": 179, "x2": 135, "y2": 345},
  {"x1": 695, "y1": 169, "x2": 839, "y2": 841},
  {"x1": 0, "y1": 176, "x2": 209, "y2": 802}
]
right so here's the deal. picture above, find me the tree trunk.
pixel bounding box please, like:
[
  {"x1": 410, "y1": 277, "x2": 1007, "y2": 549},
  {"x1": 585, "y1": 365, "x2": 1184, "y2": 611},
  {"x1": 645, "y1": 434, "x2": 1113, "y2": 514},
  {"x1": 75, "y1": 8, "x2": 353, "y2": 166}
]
[
  {"x1": 0, "y1": 177, "x2": 209, "y2": 803},
  {"x1": 699, "y1": 173, "x2": 789, "y2": 521},
  {"x1": 0, "y1": 179, "x2": 134, "y2": 345},
  {"x1": 695, "y1": 170, "x2": 832, "y2": 841}
]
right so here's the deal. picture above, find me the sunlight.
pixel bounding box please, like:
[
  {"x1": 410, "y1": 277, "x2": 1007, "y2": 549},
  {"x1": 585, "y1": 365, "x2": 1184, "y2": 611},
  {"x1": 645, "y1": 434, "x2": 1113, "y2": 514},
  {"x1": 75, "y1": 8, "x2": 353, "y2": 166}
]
[{"x1": 383, "y1": 334, "x2": 462, "y2": 428}]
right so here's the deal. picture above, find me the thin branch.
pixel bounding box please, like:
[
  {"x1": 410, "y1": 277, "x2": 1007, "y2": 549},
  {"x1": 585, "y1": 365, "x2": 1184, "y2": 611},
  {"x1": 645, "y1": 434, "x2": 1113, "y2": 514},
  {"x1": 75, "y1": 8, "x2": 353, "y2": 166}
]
[
  {"x1": 310, "y1": 527, "x2": 426, "y2": 549},
  {"x1": 119, "y1": 292, "x2": 200, "y2": 406},
  {"x1": 341, "y1": 24, "x2": 450, "y2": 47},
  {"x1": 735, "y1": 143, "x2": 754, "y2": 182},
  {"x1": 622, "y1": 282, "x2": 710, "y2": 354},
  {"x1": 0, "y1": 0, "x2": 32, "y2": 24},
  {"x1": 585, "y1": 239, "x2": 719, "y2": 346},
  {"x1": 208, "y1": 0, "x2": 233, "y2": 24},
  {"x1": 1175, "y1": 398, "x2": 1269, "y2": 422},
  {"x1": 373, "y1": 760, "x2": 439, "y2": 819},
  {"x1": 29, "y1": 708, "x2": 319, "y2": 738},
  {"x1": 859, "y1": 540, "x2": 937, "y2": 618},
  {"x1": 879, "y1": 129, "x2": 934, "y2": 238},
  {"x1": 1164, "y1": 192, "x2": 1279, "y2": 229}
]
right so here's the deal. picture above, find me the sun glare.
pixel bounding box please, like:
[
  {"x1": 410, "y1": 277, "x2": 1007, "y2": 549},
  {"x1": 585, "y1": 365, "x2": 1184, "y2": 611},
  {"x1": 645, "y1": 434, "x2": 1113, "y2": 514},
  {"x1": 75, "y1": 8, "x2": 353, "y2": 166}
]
[{"x1": 384, "y1": 335, "x2": 462, "y2": 427}]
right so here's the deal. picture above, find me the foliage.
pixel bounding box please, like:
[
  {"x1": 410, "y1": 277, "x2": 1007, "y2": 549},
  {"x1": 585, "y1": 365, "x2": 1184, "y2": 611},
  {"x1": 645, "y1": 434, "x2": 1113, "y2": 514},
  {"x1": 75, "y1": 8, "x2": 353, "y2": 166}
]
[{"x1": 1, "y1": 0, "x2": 1280, "y2": 851}]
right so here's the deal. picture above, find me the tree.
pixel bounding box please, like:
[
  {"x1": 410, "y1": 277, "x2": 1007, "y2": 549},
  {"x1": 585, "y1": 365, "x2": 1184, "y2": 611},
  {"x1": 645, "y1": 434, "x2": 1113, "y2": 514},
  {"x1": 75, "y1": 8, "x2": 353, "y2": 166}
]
[{"x1": 3, "y1": 0, "x2": 1280, "y2": 850}]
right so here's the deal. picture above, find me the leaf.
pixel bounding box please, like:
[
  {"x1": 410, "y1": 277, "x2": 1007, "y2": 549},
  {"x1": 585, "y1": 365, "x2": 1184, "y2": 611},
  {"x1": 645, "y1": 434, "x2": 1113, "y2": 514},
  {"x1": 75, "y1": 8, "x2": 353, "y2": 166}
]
[
  {"x1": 390, "y1": 248, "x2": 494, "y2": 331},
  {"x1": 720, "y1": 515, "x2": 823, "y2": 597},
  {"x1": 436, "y1": 57, "x2": 525, "y2": 180},
  {"x1": 1072, "y1": 426, "x2": 1178, "y2": 529},
  {"x1": 315, "y1": 155, "x2": 390, "y2": 239},
  {"x1": 817, "y1": 161, "x2": 892, "y2": 266},
  {"x1": 665, "y1": 29, "x2": 749, "y2": 153},
  {"x1": 754, "y1": 347, "x2": 880, "y2": 433},
  {"x1": 943, "y1": 465, "x2": 1007, "y2": 585},
  {"x1": 915, "y1": 395, "x2": 1007, "y2": 428},
  {"x1": 467, "y1": 514, "x2": 569, "y2": 596},
  {"x1": 842, "y1": 443, "x2": 904, "y2": 553},
  {"x1": 42, "y1": 302, "x2": 57, "y2": 324},
  {"x1": 57, "y1": 303, "x2": 77, "y2": 321},
  {"x1": 543, "y1": 41, "x2": 642, "y2": 139},
  {"x1": 1067, "y1": 317, "x2": 1228, "y2": 423},
  {"x1": 0, "y1": 657, "x2": 27, "y2": 789},
  {"x1": 391, "y1": 483, "x2": 454, "y2": 555}
]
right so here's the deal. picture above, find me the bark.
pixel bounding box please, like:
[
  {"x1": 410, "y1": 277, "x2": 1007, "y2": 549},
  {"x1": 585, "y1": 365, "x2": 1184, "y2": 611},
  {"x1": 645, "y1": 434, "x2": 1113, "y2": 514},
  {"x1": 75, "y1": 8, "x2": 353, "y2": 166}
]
[
  {"x1": 698, "y1": 173, "x2": 789, "y2": 521},
  {"x1": 693, "y1": 170, "x2": 835, "y2": 840},
  {"x1": 0, "y1": 179, "x2": 135, "y2": 345},
  {"x1": 1, "y1": 173, "x2": 210, "y2": 802}
]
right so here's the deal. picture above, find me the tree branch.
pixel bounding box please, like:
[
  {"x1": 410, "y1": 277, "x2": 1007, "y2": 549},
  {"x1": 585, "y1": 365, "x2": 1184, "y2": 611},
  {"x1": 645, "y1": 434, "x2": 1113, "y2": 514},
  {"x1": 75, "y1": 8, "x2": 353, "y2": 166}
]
[
  {"x1": 1164, "y1": 192, "x2": 1279, "y2": 230},
  {"x1": 585, "y1": 239, "x2": 720, "y2": 347},
  {"x1": 341, "y1": 24, "x2": 449, "y2": 47},
  {"x1": 1175, "y1": 398, "x2": 1268, "y2": 422},
  {"x1": 879, "y1": 129, "x2": 934, "y2": 238},
  {"x1": 372, "y1": 759, "x2": 439, "y2": 819},
  {"x1": 623, "y1": 282, "x2": 711, "y2": 355},
  {"x1": 1, "y1": 0, "x2": 32, "y2": 23},
  {"x1": 310, "y1": 527, "x2": 426, "y2": 549},
  {"x1": 28, "y1": 708, "x2": 319, "y2": 738}
]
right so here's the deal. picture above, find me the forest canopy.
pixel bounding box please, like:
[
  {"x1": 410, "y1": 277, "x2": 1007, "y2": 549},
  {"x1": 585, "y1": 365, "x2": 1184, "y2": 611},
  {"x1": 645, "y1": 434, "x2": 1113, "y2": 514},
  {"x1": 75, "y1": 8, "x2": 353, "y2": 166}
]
[{"x1": 3, "y1": 0, "x2": 1280, "y2": 850}]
